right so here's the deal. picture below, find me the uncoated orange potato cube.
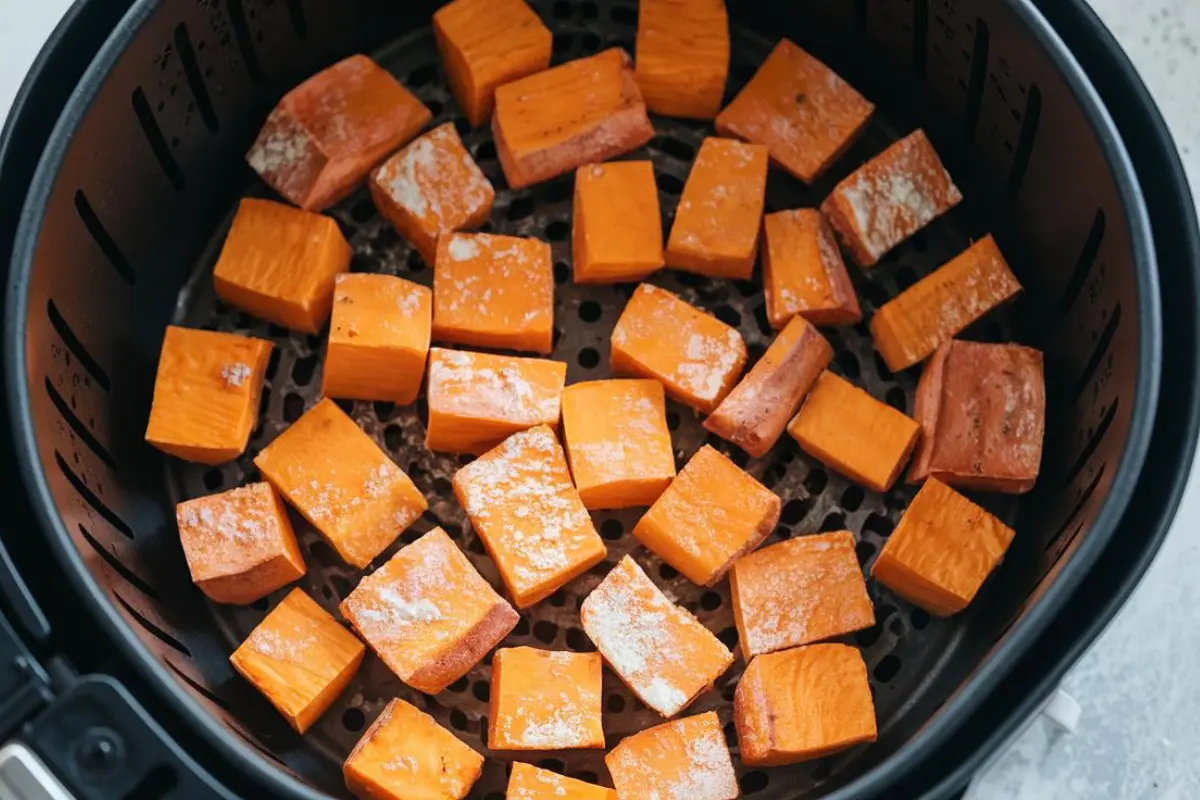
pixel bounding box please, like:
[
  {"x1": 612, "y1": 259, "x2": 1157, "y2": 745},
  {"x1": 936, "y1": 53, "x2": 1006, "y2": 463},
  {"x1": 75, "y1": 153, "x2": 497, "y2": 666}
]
[
  {"x1": 144, "y1": 326, "x2": 272, "y2": 465},
  {"x1": 666, "y1": 137, "x2": 769, "y2": 280},
  {"x1": 493, "y1": 49, "x2": 654, "y2": 189},
  {"x1": 705, "y1": 315, "x2": 832, "y2": 458},
  {"x1": 611, "y1": 283, "x2": 747, "y2": 414},
  {"x1": 340, "y1": 528, "x2": 518, "y2": 694},
  {"x1": 176, "y1": 482, "x2": 305, "y2": 605},
  {"x1": 572, "y1": 161, "x2": 664, "y2": 284},
  {"x1": 454, "y1": 426, "x2": 606, "y2": 608},
  {"x1": 581, "y1": 556, "x2": 733, "y2": 717},
  {"x1": 561, "y1": 379, "x2": 676, "y2": 510},
  {"x1": 254, "y1": 398, "x2": 428, "y2": 568},
  {"x1": 507, "y1": 763, "x2": 616, "y2": 800},
  {"x1": 635, "y1": 0, "x2": 729, "y2": 120},
  {"x1": 788, "y1": 370, "x2": 921, "y2": 492},
  {"x1": 871, "y1": 478, "x2": 1015, "y2": 616},
  {"x1": 716, "y1": 39, "x2": 874, "y2": 185},
  {"x1": 870, "y1": 235, "x2": 1022, "y2": 371},
  {"x1": 634, "y1": 446, "x2": 780, "y2": 586},
  {"x1": 230, "y1": 588, "x2": 365, "y2": 734},
  {"x1": 433, "y1": 0, "x2": 552, "y2": 127},
  {"x1": 344, "y1": 698, "x2": 484, "y2": 800},
  {"x1": 762, "y1": 209, "x2": 861, "y2": 328},
  {"x1": 432, "y1": 233, "x2": 554, "y2": 354},
  {"x1": 734, "y1": 643, "x2": 877, "y2": 766},
  {"x1": 489, "y1": 647, "x2": 604, "y2": 750},
  {"x1": 425, "y1": 348, "x2": 567, "y2": 455},
  {"x1": 729, "y1": 531, "x2": 874, "y2": 659},
  {"x1": 247, "y1": 54, "x2": 432, "y2": 211},
  {"x1": 606, "y1": 711, "x2": 738, "y2": 800}
]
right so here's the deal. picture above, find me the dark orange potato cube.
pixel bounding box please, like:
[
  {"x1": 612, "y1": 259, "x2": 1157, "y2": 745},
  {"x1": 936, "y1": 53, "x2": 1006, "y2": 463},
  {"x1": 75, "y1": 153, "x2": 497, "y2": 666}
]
[
  {"x1": 489, "y1": 647, "x2": 604, "y2": 750},
  {"x1": 635, "y1": 0, "x2": 729, "y2": 120},
  {"x1": 572, "y1": 161, "x2": 664, "y2": 284},
  {"x1": 606, "y1": 711, "x2": 738, "y2": 800},
  {"x1": 762, "y1": 209, "x2": 861, "y2": 328},
  {"x1": 507, "y1": 763, "x2": 616, "y2": 800}
]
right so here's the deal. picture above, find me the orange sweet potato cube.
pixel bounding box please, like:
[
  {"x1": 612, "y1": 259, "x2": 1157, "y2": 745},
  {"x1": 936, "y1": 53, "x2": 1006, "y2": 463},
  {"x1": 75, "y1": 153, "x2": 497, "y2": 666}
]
[
  {"x1": 254, "y1": 398, "x2": 428, "y2": 568},
  {"x1": 634, "y1": 445, "x2": 780, "y2": 586},
  {"x1": 705, "y1": 315, "x2": 832, "y2": 457},
  {"x1": 610, "y1": 283, "x2": 748, "y2": 414},
  {"x1": 581, "y1": 556, "x2": 733, "y2": 717},
  {"x1": 572, "y1": 161, "x2": 664, "y2": 284},
  {"x1": 493, "y1": 49, "x2": 654, "y2": 189},
  {"x1": 635, "y1": 0, "x2": 729, "y2": 120},
  {"x1": 561, "y1": 379, "x2": 676, "y2": 510},
  {"x1": 247, "y1": 54, "x2": 432, "y2": 211},
  {"x1": 870, "y1": 235, "x2": 1022, "y2": 371},
  {"x1": 432, "y1": 233, "x2": 554, "y2": 354},
  {"x1": 729, "y1": 531, "x2": 874, "y2": 659},
  {"x1": 230, "y1": 588, "x2": 365, "y2": 733},
  {"x1": 788, "y1": 370, "x2": 921, "y2": 492},
  {"x1": 606, "y1": 711, "x2": 738, "y2": 800},
  {"x1": 453, "y1": 426, "x2": 606, "y2": 608},
  {"x1": 176, "y1": 482, "x2": 305, "y2": 605},
  {"x1": 144, "y1": 326, "x2": 272, "y2": 465},
  {"x1": 425, "y1": 348, "x2": 567, "y2": 455},
  {"x1": 821, "y1": 129, "x2": 962, "y2": 267},
  {"x1": 734, "y1": 643, "x2": 877, "y2": 766},
  {"x1": 716, "y1": 39, "x2": 874, "y2": 184},
  {"x1": 507, "y1": 763, "x2": 616, "y2": 800},
  {"x1": 340, "y1": 528, "x2": 518, "y2": 694},
  {"x1": 433, "y1": 0, "x2": 552, "y2": 127},
  {"x1": 489, "y1": 647, "x2": 604, "y2": 750},
  {"x1": 666, "y1": 137, "x2": 769, "y2": 280},
  {"x1": 870, "y1": 478, "x2": 1015, "y2": 616},
  {"x1": 762, "y1": 209, "x2": 861, "y2": 328}
]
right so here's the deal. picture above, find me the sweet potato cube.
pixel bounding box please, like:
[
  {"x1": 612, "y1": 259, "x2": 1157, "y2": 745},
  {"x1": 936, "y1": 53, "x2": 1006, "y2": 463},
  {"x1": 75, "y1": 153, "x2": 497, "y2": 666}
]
[
  {"x1": 821, "y1": 129, "x2": 962, "y2": 267},
  {"x1": 572, "y1": 161, "x2": 664, "y2": 284},
  {"x1": 254, "y1": 398, "x2": 428, "y2": 568},
  {"x1": 432, "y1": 233, "x2": 554, "y2": 354},
  {"x1": 454, "y1": 426, "x2": 606, "y2": 608},
  {"x1": 581, "y1": 556, "x2": 733, "y2": 717},
  {"x1": 145, "y1": 326, "x2": 272, "y2": 465},
  {"x1": 635, "y1": 0, "x2": 729, "y2": 119},
  {"x1": 705, "y1": 315, "x2": 832, "y2": 457},
  {"x1": 340, "y1": 528, "x2": 518, "y2": 694},
  {"x1": 870, "y1": 235, "x2": 1022, "y2": 371},
  {"x1": 871, "y1": 478, "x2": 1015, "y2": 616},
  {"x1": 493, "y1": 49, "x2": 654, "y2": 189},
  {"x1": 634, "y1": 446, "x2": 780, "y2": 586},
  {"x1": 230, "y1": 588, "x2": 365, "y2": 733},
  {"x1": 611, "y1": 283, "x2": 747, "y2": 414},
  {"x1": 425, "y1": 348, "x2": 567, "y2": 455},
  {"x1": 246, "y1": 54, "x2": 432, "y2": 211},
  {"x1": 666, "y1": 137, "x2": 769, "y2": 280},
  {"x1": 489, "y1": 647, "x2": 604, "y2": 750},
  {"x1": 507, "y1": 763, "x2": 615, "y2": 800},
  {"x1": 762, "y1": 209, "x2": 861, "y2": 328},
  {"x1": 433, "y1": 0, "x2": 552, "y2": 127},
  {"x1": 910, "y1": 340, "x2": 1045, "y2": 493},
  {"x1": 716, "y1": 39, "x2": 874, "y2": 184},
  {"x1": 344, "y1": 698, "x2": 484, "y2": 800},
  {"x1": 734, "y1": 643, "x2": 877, "y2": 766},
  {"x1": 606, "y1": 711, "x2": 738, "y2": 800},
  {"x1": 561, "y1": 379, "x2": 676, "y2": 510},
  {"x1": 729, "y1": 531, "x2": 874, "y2": 659}
]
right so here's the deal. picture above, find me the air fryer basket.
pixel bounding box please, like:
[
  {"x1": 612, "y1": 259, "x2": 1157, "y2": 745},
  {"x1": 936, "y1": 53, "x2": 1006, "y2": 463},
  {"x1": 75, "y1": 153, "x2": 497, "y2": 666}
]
[{"x1": 6, "y1": 0, "x2": 1160, "y2": 798}]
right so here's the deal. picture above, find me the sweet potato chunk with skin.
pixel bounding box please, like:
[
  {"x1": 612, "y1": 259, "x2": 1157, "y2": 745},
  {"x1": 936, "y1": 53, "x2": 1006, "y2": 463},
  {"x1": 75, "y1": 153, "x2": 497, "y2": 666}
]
[
  {"x1": 230, "y1": 588, "x2": 365, "y2": 734},
  {"x1": 634, "y1": 445, "x2": 780, "y2": 586},
  {"x1": 910, "y1": 340, "x2": 1045, "y2": 493},
  {"x1": 729, "y1": 531, "x2": 875, "y2": 659},
  {"x1": 635, "y1": 0, "x2": 729, "y2": 119},
  {"x1": 145, "y1": 326, "x2": 272, "y2": 465},
  {"x1": 246, "y1": 54, "x2": 432, "y2": 211},
  {"x1": 606, "y1": 711, "x2": 738, "y2": 800},
  {"x1": 493, "y1": 49, "x2": 654, "y2": 189},
  {"x1": 507, "y1": 763, "x2": 616, "y2": 800},
  {"x1": 254, "y1": 398, "x2": 428, "y2": 568},
  {"x1": 454, "y1": 426, "x2": 606, "y2": 608},
  {"x1": 871, "y1": 235, "x2": 1022, "y2": 371},
  {"x1": 734, "y1": 643, "x2": 877, "y2": 766},
  {"x1": 705, "y1": 315, "x2": 832, "y2": 457},
  {"x1": 762, "y1": 209, "x2": 861, "y2": 328},
  {"x1": 425, "y1": 348, "x2": 567, "y2": 455},
  {"x1": 666, "y1": 137, "x2": 769, "y2": 280},
  {"x1": 871, "y1": 478, "x2": 1016, "y2": 616},
  {"x1": 572, "y1": 161, "x2": 664, "y2": 284},
  {"x1": 581, "y1": 556, "x2": 733, "y2": 717},
  {"x1": 611, "y1": 283, "x2": 748, "y2": 414},
  {"x1": 340, "y1": 528, "x2": 518, "y2": 694},
  {"x1": 489, "y1": 647, "x2": 604, "y2": 750}
]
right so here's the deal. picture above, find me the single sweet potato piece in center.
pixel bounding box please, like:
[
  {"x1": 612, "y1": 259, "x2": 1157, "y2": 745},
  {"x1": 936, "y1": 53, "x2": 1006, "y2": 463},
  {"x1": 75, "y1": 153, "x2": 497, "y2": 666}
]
[
  {"x1": 606, "y1": 711, "x2": 738, "y2": 800},
  {"x1": 762, "y1": 208, "x2": 861, "y2": 328},
  {"x1": 572, "y1": 161, "x2": 664, "y2": 284},
  {"x1": 489, "y1": 647, "x2": 604, "y2": 750},
  {"x1": 635, "y1": 0, "x2": 729, "y2": 119}
]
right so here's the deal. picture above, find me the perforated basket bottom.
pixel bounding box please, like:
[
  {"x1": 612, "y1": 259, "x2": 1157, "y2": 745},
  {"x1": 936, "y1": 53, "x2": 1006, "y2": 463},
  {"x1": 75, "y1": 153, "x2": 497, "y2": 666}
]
[{"x1": 170, "y1": 6, "x2": 1017, "y2": 798}]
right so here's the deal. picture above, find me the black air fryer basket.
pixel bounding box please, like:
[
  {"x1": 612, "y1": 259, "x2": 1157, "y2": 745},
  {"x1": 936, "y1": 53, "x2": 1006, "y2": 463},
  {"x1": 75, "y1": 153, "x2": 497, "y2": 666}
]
[{"x1": 1, "y1": 0, "x2": 1195, "y2": 798}]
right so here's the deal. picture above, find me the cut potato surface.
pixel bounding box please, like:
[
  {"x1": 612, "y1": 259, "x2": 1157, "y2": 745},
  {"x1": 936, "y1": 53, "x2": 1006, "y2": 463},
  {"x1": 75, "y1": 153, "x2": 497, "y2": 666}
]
[
  {"x1": 489, "y1": 647, "x2": 604, "y2": 750},
  {"x1": 606, "y1": 711, "x2": 738, "y2": 800}
]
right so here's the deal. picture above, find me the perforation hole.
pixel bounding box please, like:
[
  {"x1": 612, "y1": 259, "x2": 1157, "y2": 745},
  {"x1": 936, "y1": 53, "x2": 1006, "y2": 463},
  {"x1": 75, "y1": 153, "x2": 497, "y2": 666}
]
[
  {"x1": 450, "y1": 709, "x2": 468, "y2": 730},
  {"x1": 545, "y1": 220, "x2": 570, "y2": 241},
  {"x1": 578, "y1": 347, "x2": 600, "y2": 369},
  {"x1": 656, "y1": 172, "x2": 684, "y2": 195},
  {"x1": 283, "y1": 393, "x2": 304, "y2": 422},
  {"x1": 781, "y1": 497, "x2": 813, "y2": 526},
  {"x1": 533, "y1": 620, "x2": 558, "y2": 643},
  {"x1": 341, "y1": 707, "x2": 365, "y2": 732},
  {"x1": 874, "y1": 654, "x2": 902, "y2": 682},
  {"x1": 863, "y1": 513, "x2": 895, "y2": 538},
  {"x1": 836, "y1": 350, "x2": 861, "y2": 379},
  {"x1": 291, "y1": 353, "x2": 318, "y2": 386},
  {"x1": 856, "y1": 539, "x2": 875, "y2": 566},
  {"x1": 600, "y1": 519, "x2": 623, "y2": 541},
  {"x1": 911, "y1": 608, "x2": 931, "y2": 630},
  {"x1": 566, "y1": 628, "x2": 594, "y2": 651},
  {"x1": 553, "y1": 32, "x2": 575, "y2": 55},
  {"x1": 717, "y1": 626, "x2": 739, "y2": 649},
  {"x1": 506, "y1": 197, "x2": 535, "y2": 221},
  {"x1": 886, "y1": 387, "x2": 907, "y2": 412},
  {"x1": 819, "y1": 512, "x2": 846, "y2": 532},
  {"x1": 407, "y1": 64, "x2": 437, "y2": 88},
  {"x1": 714, "y1": 306, "x2": 741, "y2": 328},
  {"x1": 659, "y1": 563, "x2": 679, "y2": 580},
  {"x1": 741, "y1": 771, "x2": 769, "y2": 794},
  {"x1": 202, "y1": 469, "x2": 224, "y2": 491},
  {"x1": 475, "y1": 141, "x2": 496, "y2": 161},
  {"x1": 841, "y1": 485, "x2": 865, "y2": 512},
  {"x1": 701, "y1": 591, "x2": 722, "y2": 611},
  {"x1": 472, "y1": 681, "x2": 489, "y2": 702},
  {"x1": 803, "y1": 468, "x2": 828, "y2": 495},
  {"x1": 578, "y1": 301, "x2": 602, "y2": 322}
]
